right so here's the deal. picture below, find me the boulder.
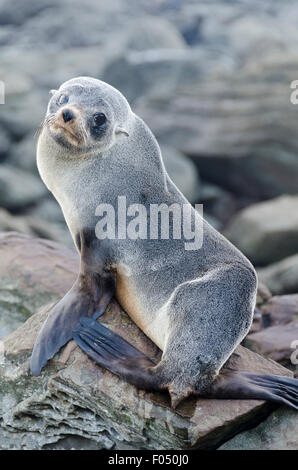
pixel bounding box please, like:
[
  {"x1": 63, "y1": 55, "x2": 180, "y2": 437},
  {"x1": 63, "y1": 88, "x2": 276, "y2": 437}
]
[
  {"x1": 219, "y1": 407, "x2": 298, "y2": 450},
  {"x1": 248, "y1": 282, "x2": 272, "y2": 334},
  {"x1": 0, "y1": 6, "x2": 186, "y2": 150},
  {"x1": 3, "y1": 0, "x2": 298, "y2": 203},
  {"x1": 29, "y1": 197, "x2": 66, "y2": 224},
  {"x1": 134, "y1": 51, "x2": 298, "y2": 199},
  {"x1": 148, "y1": 0, "x2": 298, "y2": 54},
  {"x1": 256, "y1": 282, "x2": 272, "y2": 306},
  {"x1": 102, "y1": 47, "x2": 231, "y2": 103},
  {"x1": 0, "y1": 164, "x2": 47, "y2": 210},
  {"x1": 244, "y1": 321, "x2": 298, "y2": 372},
  {"x1": 0, "y1": 86, "x2": 47, "y2": 140},
  {"x1": 161, "y1": 145, "x2": 200, "y2": 203},
  {"x1": 0, "y1": 232, "x2": 293, "y2": 449},
  {"x1": 260, "y1": 294, "x2": 298, "y2": 327},
  {"x1": 0, "y1": 0, "x2": 131, "y2": 50},
  {"x1": 0, "y1": 232, "x2": 78, "y2": 338},
  {"x1": 0, "y1": 0, "x2": 58, "y2": 26},
  {"x1": 115, "y1": 17, "x2": 186, "y2": 52},
  {"x1": 0, "y1": 209, "x2": 72, "y2": 247},
  {"x1": 0, "y1": 0, "x2": 185, "y2": 51},
  {"x1": 0, "y1": 209, "x2": 35, "y2": 240},
  {"x1": 0, "y1": 128, "x2": 11, "y2": 161},
  {"x1": 9, "y1": 132, "x2": 38, "y2": 173},
  {"x1": 199, "y1": 182, "x2": 237, "y2": 228},
  {"x1": 258, "y1": 255, "x2": 298, "y2": 295},
  {"x1": 224, "y1": 196, "x2": 298, "y2": 266}
]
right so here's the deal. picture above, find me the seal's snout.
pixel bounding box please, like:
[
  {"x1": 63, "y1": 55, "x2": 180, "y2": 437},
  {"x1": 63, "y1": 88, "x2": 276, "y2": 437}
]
[
  {"x1": 48, "y1": 105, "x2": 85, "y2": 147},
  {"x1": 62, "y1": 108, "x2": 74, "y2": 123}
]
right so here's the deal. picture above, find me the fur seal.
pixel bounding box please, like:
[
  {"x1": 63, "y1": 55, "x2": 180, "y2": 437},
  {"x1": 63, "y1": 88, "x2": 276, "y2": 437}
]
[{"x1": 31, "y1": 76, "x2": 298, "y2": 410}]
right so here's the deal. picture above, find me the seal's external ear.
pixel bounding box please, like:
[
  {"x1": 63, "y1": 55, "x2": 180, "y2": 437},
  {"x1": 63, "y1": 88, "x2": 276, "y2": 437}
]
[
  {"x1": 49, "y1": 89, "x2": 57, "y2": 96},
  {"x1": 115, "y1": 126, "x2": 129, "y2": 137}
]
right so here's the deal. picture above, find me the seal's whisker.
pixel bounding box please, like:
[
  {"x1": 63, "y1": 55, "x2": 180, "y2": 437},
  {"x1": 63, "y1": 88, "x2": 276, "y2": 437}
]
[
  {"x1": 35, "y1": 118, "x2": 46, "y2": 139},
  {"x1": 46, "y1": 113, "x2": 55, "y2": 124},
  {"x1": 35, "y1": 113, "x2": 56, "y2": 139},
  {"x1": 83, "y1": 126, "x2": 88, "y2": 144},
  {"x1": 79, "y1": 121, "x2": 88, "y2": 145}
]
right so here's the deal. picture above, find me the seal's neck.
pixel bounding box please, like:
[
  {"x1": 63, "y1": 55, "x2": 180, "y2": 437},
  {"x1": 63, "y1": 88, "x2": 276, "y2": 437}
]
[
  {"x1": 36, "y1": 114, "x2": 170, "y2": 217},
  {"x1": 107, "y1": 114, "x2": 169, "y2": 189}
]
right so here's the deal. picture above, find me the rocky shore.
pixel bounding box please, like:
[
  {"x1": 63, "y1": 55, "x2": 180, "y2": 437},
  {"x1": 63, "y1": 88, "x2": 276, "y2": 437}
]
[{"x1": 0, "y1": 232, "x2": 296, "y2": 450}]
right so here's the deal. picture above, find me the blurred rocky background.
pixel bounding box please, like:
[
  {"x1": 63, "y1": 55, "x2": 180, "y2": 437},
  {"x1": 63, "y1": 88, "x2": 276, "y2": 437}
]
[{"x1": 0, "y1": 0, "x2": 298, "y2": 449}]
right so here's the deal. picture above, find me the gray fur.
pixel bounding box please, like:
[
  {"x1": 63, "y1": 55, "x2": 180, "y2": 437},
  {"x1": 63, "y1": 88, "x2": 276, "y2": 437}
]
[{"x1": 36, "y1": 76, "x2": 258, "y2": 403}]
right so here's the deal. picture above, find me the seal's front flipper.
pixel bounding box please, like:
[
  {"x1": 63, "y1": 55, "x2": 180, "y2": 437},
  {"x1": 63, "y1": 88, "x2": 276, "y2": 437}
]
[
  {"x1": 73, "y1": 318, "x2": 160, "y2": 390},
  {"x1": 30, "y1": 274, "x2": 115, "y2": 376},
  {"x1": 208, "y1": 371, "x2": 298, "y2": 410}
]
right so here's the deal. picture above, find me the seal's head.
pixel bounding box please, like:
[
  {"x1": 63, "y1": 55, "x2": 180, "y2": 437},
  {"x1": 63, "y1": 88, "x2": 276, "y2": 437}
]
[{"x1": 42, "y1": 77, "x2": 131, "y2": 154}]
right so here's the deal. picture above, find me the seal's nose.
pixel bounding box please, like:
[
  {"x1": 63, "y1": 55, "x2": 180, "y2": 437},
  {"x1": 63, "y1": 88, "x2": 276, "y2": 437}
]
[{"x1": 62, "y1": 109, "x2": 74, "y2": 123}]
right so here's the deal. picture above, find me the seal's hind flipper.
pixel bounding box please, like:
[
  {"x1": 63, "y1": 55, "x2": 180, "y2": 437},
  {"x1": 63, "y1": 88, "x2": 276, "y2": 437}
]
[
  {"x1": 73, "y1": 320, "x2": 298, "y2": 411},
  {"x1": 73, "y1": 318, "x2": 160, "y2": 390},
  {"x1": 208, "y1": 371, "x2": 298, "y2": 410},
  {"x1": 30, "y1": 274, "x2": 115, "y2": 376}
]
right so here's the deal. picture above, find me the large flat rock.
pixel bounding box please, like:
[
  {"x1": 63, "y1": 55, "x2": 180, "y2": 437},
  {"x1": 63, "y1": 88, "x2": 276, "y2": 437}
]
[
  {"x1": 258, "y1": 255, "x2": 298, "y2": 295},
  {"x1": 224, "y1": 196, "x2": 298, "y2": 266},
  {"x1": 0, "y1": 232, "x2": 293, "y2": 449}
]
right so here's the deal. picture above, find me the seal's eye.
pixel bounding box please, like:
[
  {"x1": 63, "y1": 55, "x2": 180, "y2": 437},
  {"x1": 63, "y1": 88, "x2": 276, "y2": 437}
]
[
  {"x1": 93, "y1": 113, "x2": 107, "y2": 128},
  {"x1": 57, "y1": 94, "x2": 69, "y2": 106}
]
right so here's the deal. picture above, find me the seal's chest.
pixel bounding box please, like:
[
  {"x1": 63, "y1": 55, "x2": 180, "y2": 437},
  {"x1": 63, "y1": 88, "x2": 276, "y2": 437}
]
[
  {"x1": 115, "y1": 271, "x2": 146, "y2": 330},
  {"x1": 115, "y1": 269, "x2": 166, "y2": 351}
]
